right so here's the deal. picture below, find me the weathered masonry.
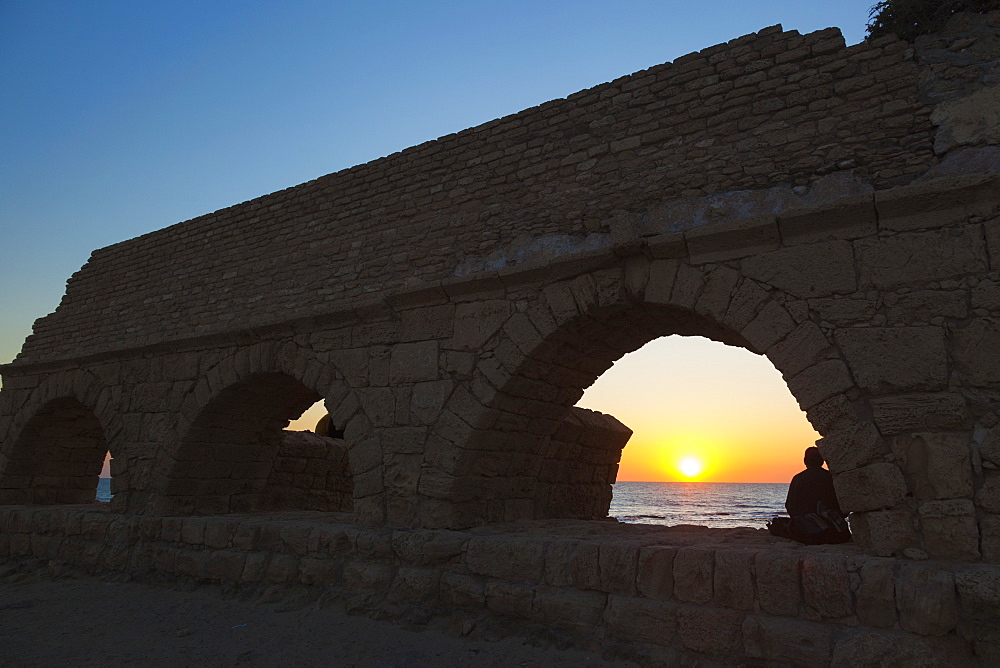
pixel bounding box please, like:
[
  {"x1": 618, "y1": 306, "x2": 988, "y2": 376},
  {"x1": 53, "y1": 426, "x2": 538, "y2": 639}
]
[{"x1": 3, "y1": 13, "x2": 1000, "y2": 665}]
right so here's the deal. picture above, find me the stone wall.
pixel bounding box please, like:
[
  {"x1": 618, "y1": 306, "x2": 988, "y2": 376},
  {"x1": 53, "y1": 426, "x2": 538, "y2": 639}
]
[
  {"x1": 2, "y1": 13, "x2": 1000, "y2": 664},
  {"x1": 267, "y1": 431, "x2": 353, "y2": 512},
  {"x1": 2, "y1": 505, "x2": 996, "y2": 665},
  {"x1": 534, "y1": 407, "x2": 630, "y2": 519},
  {"x1": 2, "y1": 172, "x2": 1000, "y2": 562},
  {"x1": 15, "y1": 21, "x2": 946, "y2": 365}
]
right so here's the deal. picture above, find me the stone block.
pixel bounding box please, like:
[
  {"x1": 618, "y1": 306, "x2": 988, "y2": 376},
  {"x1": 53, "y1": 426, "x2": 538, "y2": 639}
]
[
  {"x1": 871, "y1": 393, "x2": 969, "y2": 435},
  {"x1": 646, "y1": 233, "x2": 686, "y2": 259},
  {"x1": 280, "y1": 525, "x2": 312, "y2": 556},
  {"x1": 983, "y1": 426, "x2": 1000, "y2": 467},
  {"x1": 532, "y1": 585, "x2": 606, "y2": 632},
  {"x1": 240, "y1": 552, "x2": 270, "y2": 582},
  {"x1": 832, "y1": 631, "x2": 971, "y2": 667},
  {"x1": 694, "y1": 265, "x2": 739, "y2": 322},
  {"x1": 836, "y1": 327, "x2": 948, "y2": 393},
  {"x1": 952, "y1": 318, "x2": 1000, "y2": 388},
  {"x1": 484, "y1": 581, "x2": 534, "y2": 619},
  {"x1": 742, "y1": 615, "x2": 832, "y2": 666},
  {"x1": 754, "y1": 550, "x2": 801, "y2": 617},
  {"x1": 876, "y1": 174, "x2": 1000, "y2": 230},
  {"x1": 298, "y1": 557, "x2": 340, "y2": 585},
  {"x1": 817, "y1": 422, "x2": 889, "y2": 473},
  {"x1": 676, "y1": 605, "x2": 745, "y2": 656},
  {"x1": 503, "y1": 312, "x2": 544, "y2": 356},
  {"x1": 778, "y1": 193, "x2": 877, "y2": 245},
  {"x1": 669, "y1": 264, "x2": 704, "y2": 310},
  {"x1": 713, "y1": 549, "x2": 755, "y2": 610},
  {"x1": 599, "y1": 541, "x2": 639, "y2": 595},
  {"x1": 802, "y1": 554, "x2": 852, "y2": 619},
  {"x1": 604, "y1": 595, "x2": 678, "y2": 644},
  {"x1": 204, "y1": 550, "x2": 247, "y2": 582},
  {"x1": 569, "y1": 274, "x2": 599, "y2": 314},
  {"x1": 884, "y1": 289, "x2": 967, "y2": 324},
  {"x1": 856, "y1": 558, "x2": 896, "y2": 628},
  {"x1": 786, "y1": 359, "x2": 855, "y2": 411},
  {"x1": 806, "y1": 394, "x2": 857, "y2": 434},
  {"x1": 808, "y1": 296, "x2": 878, "y2": 326},
  {"x1": 741, "y1": 240, "x2": 857, "y2": 298},
  {"x1": 623, "y1": 254, "x2": 650, "y2": 301},
  {"x1": 466, "y1": 536, "x2": 545, "y2": 582},
  {"x1": 686, "y1": 215, "x2": 780, "y2": 264},
  {"x1": 973, "y1": 278, "x2": 1000, "y2": 310},
  {"x1": 389, "y1": 565, "x2": 440, "y2": 601},
  {"x1": 410, "y1": 380, "x2": 453, "y2": 426},
  {"x1": 265, "y1": 553, "x2": 300, "y2": 583},
  {"x1": 834, "y1": 462, "x2": 908, "y2": 512},
  {"x1": 173, "y1": 550, "x2": 210, "y2": 579},
  {"x1": 856, "y1": 225, "x2": 987, "y2": 290},
  {"x1": 180, "y1": 518, "x2": 206, "y2": 546},
  {"x1": 388, "y1": 341, "x2": 438, "y2": 384},
  {"x1": 891, "y1": 432, "x2": 973, "y2": 500},
  {"x1": 848, "y1": 508, "x2": 918, "y2": 557},
  {"x1": 636, "y1": 546, "x2": 675, "y2": 600},
  {"x1": 440, "y1": 572, "x2": 485, "y2": 608},
  {"x1": 955, "y1": 564, "x2": 1000, "y2": 620},
  {"x1": 723, "y1": 278, "x2": 770, "y2": 331},
  {"x1": 672, "y1": 547, "x2": 714, "y2": 604},
  {"x1": 399, "y1": 304, "x2": 453, "y2": 341},
  {"x1": 541, "y1": 281, "x2": 581, "y2": 325},
  {"x1": 919, "y1": 499, "x2": 981, "y2": 561},
  {"x1": 342, "y1": 560, "x2": 395, "y2": 593},
  {"x1": 897, "y1": 564, "x2": 957, "y2": 636},
  {"x1": 765, "y1": 321, "x2": 834, "y2": 379},
  {"x1": 740, "y1": 300, "x2": 795, "y2": 354},
  {"x1": 980, "y1": 514, "x2": 1000, "y2": 563}
]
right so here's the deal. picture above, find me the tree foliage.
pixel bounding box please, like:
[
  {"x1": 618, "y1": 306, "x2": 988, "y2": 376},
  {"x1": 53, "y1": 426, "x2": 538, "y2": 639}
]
[{"x1": 866, "y1": 0, "x2": 999, "y2": 41}]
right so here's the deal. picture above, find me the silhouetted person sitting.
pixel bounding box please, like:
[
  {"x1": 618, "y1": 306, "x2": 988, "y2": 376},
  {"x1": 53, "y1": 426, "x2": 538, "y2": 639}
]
[
  {"x1": 786, "y1": 446, "x2": 842, "y2": 519},
  {"x1": 767, "y1": 446, "x2": 851, "y2": 544}
]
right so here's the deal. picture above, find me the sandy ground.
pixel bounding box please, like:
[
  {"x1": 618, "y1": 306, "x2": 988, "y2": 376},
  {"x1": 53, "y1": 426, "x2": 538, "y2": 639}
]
[{"x1": 0, "y1": 567, "x2": 635, "y2": 667}]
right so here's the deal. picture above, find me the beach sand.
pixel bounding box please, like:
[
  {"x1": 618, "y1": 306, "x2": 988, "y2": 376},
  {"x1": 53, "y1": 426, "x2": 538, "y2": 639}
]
[{"x1": 0, "y1": 563, "x2": 634, "y2": 667}]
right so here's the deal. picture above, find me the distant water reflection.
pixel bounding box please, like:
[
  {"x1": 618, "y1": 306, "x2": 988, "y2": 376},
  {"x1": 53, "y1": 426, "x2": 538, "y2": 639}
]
[{"x1": 610, "y1": 481, "x2": 785, "y2": 529}]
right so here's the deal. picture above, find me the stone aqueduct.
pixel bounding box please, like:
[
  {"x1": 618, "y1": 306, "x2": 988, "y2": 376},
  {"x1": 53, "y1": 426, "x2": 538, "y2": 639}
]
[{"x1": 3, "y1": 14, "x2": 1000, "y2": 664}]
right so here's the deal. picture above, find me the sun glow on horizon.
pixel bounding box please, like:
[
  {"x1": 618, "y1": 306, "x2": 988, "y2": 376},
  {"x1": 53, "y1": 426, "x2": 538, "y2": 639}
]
[
  {"x1": 576, "y1": 335, "x2": 820, "y2": 484},
  {"x1": 678, "y1": 456, "x2": 704, "y2": 479}
]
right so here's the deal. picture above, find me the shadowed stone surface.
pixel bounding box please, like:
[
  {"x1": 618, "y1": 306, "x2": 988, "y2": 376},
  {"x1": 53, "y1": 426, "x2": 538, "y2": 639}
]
[{"x1": 3, "y1": 11, "x2": 1000, "y2": 666}]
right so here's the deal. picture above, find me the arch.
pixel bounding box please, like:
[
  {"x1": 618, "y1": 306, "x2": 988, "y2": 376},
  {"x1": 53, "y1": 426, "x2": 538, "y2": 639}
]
[
  {"x1": 423, "y1": 259, "x2": 872, "y2": 527},
  {"x1": 148, "y1": 340, "x2": 376, "y2": 518},
  {"x1": 0, "y1": 368, "x2": 121, "y2": 506}
]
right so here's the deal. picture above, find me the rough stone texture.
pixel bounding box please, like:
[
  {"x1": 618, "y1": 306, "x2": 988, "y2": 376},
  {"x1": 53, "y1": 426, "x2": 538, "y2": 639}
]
[
  {"x1": 2, "y1": 14, "x2": 1000, "y2": 665},
  {"x1": 896, "y1": 564, "x2": 958, "y2": 636},
  {"x1": 2, "y1": 506, "x2": 995, "y2": 665},
  {"x1": 891, "y1": 432, "x2": 973, "y2": 500},
  {"x1": 919, "y1": 499, "x2": 981, "y2": 561}
]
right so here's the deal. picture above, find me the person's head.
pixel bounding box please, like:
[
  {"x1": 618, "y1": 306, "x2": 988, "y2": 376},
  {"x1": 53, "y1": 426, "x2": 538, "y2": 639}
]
[{"x1": 804, "y1": 446, "x2": 824, "y2": 468}]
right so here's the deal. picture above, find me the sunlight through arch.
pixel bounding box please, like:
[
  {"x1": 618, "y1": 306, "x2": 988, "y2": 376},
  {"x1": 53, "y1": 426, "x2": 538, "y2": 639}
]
[{"x1": 576, "y1": 334, "x2": 819, "y2": 484}]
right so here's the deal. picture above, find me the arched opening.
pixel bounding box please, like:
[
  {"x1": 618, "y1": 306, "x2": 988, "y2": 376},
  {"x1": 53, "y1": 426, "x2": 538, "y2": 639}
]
[
  {"x1": 0, "y1": 397, "x2": 109, "y2": 505},
  {"x1": 442, "y1": 286, "x2": 846, "y2": 529},
  {"x1": 162, "y1": 372, "x2": 353, "y2": 515},
  {"x1": 97, "y1": 451, "x2": 113, "y2": 502},
  {"x1": 576, "y1": 334, "x2": 819, "y2": 528}
]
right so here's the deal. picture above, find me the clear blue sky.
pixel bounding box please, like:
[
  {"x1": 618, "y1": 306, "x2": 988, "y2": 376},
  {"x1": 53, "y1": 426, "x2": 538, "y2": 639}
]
[{"x1": 0, "y1": 1, "x2": 875, "y2": 370}]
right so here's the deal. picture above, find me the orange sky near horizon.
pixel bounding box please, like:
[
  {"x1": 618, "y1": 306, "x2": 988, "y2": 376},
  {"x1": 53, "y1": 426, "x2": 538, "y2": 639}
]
[
  {"x1": 285, "y1": 334, "x2": 819, "y2": 485},
  {"x1": 574, "y1": 335, "x2": 819, "y2": 484}
]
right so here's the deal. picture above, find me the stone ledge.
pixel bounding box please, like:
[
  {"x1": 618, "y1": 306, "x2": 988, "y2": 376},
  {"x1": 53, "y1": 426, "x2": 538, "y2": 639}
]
[{"x1": 1, "y1": 505, "x2": 996, "y2": 665}]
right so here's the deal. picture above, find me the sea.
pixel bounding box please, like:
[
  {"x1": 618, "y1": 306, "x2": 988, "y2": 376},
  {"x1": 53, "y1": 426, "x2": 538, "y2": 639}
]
[
  {"x1": 609, "y1": 481, "x2": 786, "y2": 529},
  {"x1": 95, "y1": 478, "x2": 785, "y2": 528}
]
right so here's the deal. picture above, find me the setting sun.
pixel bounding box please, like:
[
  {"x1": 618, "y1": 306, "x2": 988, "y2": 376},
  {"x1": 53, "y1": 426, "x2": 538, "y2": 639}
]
[
  {"x1": 576, "y1": 335, "x2": 821, "y2": 483},
  {"x1": 678, "y1": 456, "x2": 704, "y2": 479}
]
